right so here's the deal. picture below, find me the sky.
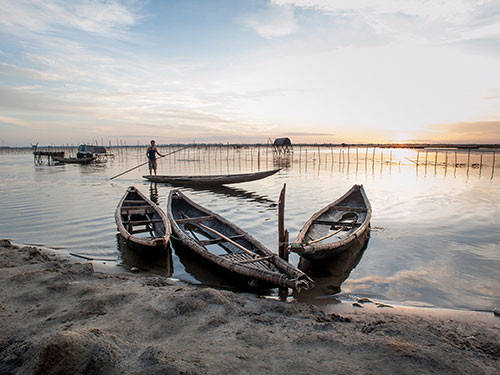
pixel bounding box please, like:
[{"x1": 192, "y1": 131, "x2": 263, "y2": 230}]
[{"x1": 1, "y1": 0, "x2": 500, "y2": 146}]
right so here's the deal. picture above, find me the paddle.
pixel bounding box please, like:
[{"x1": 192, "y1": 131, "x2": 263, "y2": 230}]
[{"x1": 109, "y1": 146, "x2": 190, "y2": 180}]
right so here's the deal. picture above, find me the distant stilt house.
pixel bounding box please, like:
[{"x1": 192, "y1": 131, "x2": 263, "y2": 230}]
[
  {"x1": 272, "y1": 137, "x2": 292, "y2": 155},
  {"x1": 77, "y1": 144, "x2": 114, "y2": 162}
]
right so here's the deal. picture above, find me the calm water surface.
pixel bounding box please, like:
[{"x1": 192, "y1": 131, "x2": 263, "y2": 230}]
[{"x1": 1, "y1": 146, "x2": 498, "y2": 312}]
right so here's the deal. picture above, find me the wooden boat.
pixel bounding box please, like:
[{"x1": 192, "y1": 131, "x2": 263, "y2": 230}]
[
  {"x1": 143, "y1": 169, "x2": 280, "y2": 186},
  {"x1": 167, "y1": 190, "x2": 314, "y2": 291},
  {"x1": 289, "y1": 184, "x2": 371, "y2": 260},
  {"x1": 115, "y1": 186, "x2": 171, "y2": 248},
  {"x1": 53, "y1": 155, "x2": 96, "y2": 164}
]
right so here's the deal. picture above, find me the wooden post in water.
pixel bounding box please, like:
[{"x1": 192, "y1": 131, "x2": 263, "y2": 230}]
[
  {"x1": 479, "y1": 153, "x2": 483, "y2": 177},
  {"x1": 491, "y1": 151, "x2": 496, "y2": 179},
  {"x1": 444, "y1": 152, "x2": 448, "y2": 176},
  {"x1": 278, "y1": 184, "x2": 288, "y2": 261},
  {"x1": 257, "y1": 145, "x2": 261, "y2": 169},
  {"x1": 467, "y1": 149, "x2": 471, "y2": 175}
]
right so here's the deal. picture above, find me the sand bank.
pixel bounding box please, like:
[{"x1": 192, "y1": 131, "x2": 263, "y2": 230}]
[{"x1": 0, "y1": 240, "x2": 498, "y2": 374}]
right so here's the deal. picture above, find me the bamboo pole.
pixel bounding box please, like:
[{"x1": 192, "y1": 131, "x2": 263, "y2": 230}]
[
  {"x1": 109, "y1": 146, "x2": 189, "y2": 180},
  {"x1": 308, "y1": 226, "x2": 345, "y2": 245},
  {"x1": 491, "y1": 151, "x2": 495, "y2": 179},
  {"x1": 467, "y1": 149, "x2": 471, "y2": 175},
  {"x1": 278, "y1": 184, "x2": 288, "y2": 261}
]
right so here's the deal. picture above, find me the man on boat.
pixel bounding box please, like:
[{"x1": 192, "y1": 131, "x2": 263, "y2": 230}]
[{"x1": 146, "y1": 140, "x2": 164, "y2": 175}]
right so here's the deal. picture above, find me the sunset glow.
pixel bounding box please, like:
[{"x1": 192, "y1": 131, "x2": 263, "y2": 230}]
[{"x1": 1, "y1": 0, "x2": 499, "y2": 146}]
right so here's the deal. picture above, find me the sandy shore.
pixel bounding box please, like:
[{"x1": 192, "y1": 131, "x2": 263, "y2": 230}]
[{"x1": 1, "y1": 239, "x2": 498, "y2": 374}]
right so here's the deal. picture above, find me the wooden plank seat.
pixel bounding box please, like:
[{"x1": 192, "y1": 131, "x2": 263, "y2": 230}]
[
  {"x1": 122, "y1": 218, "x2": 164, "y2": 225},
  {"x1": 313, "y1": 219, "x2": 361, "y2": 227},
  {"x1": 121, "y1": 206, "x2": 154, "y2": 214},
  {"x1": 123, "y1": 200, "x2": 151, "y2": 204},
  {"x1": 130, "y1": 228, "x2": 154, "y2": 234},
  {"x1": 331, "y1": 206, "x2": 368, "y2": 213},
  {"x1": 197, "y1": 234, "x2": 245, "y2": 246},
  {"x1": 175, "y1": 215, "x2": 215, "y2": 224}
]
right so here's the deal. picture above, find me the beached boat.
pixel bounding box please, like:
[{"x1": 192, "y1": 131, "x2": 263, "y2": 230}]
[
  {"x1": 115, "y1": 186, "x2": 171, "y2": 248},
  {"x1": 167, "y1": 190, "x2": 314, "y2": 291},
  {"x1": 52, "y1": 155, "x2": 96, "y2": 164},
  {"x1": 143, "y1": 169, "x2": 280, "y2": 186},
  {"x1": 289, "y1": 184, "x2": 371, "y2": 260}
]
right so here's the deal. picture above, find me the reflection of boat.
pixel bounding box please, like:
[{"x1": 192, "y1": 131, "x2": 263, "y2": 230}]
[
  {"x1": 167, "y1": 190, "x2": 314, "y2": 291},
  {"x1": 290, "y1": 184, "x2": 371, "y2": 260},
  {"x1": 295, "y1": 230, "x2": 370, "y2": 300},
  {"x1": 115, "y1": 186, "x2": 171, "y2": 248},
  {"x1": 53, "y1": 155, "x2": 96, "y2": 164},
  {"x1": 116, "y1": 234, "x2": 173, "y2": 277},
  {"x1": 143, "y1": 168, "x2": 280, "y2": 186},
  {"x1": 183, "y1": 185, "x2": 276, "y2": 208}
]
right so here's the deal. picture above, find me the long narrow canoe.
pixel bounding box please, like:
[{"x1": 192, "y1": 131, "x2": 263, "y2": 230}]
[
  {"x1": 115, "y1": 186, "x2": 171, "y2": 248},
  {"x1": 144, "y1": 169, "x2": 280, "y2": 186},
  {"x1": 289, "y1": 184, "x2": 371, "y2": 260},
  {"x1": 167, "y1": 189, "x2": 314, "y2": 291},
  {"x1": 53, "y1": 155, "x2": 96, "y2": 164}
]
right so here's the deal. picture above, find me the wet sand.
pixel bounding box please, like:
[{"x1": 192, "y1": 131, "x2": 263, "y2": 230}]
[{"x1": 1, "y1": 239, "x2": 498, "y2": 374}]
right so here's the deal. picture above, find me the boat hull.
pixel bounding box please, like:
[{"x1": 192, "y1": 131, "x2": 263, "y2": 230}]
[
  {"x1": 53, "y1": 156, "x2": 96, "y2": 164},
  {"x1": 167, "y1": 190, "x2": 314, "y2": 291},
  {"x1": 115, "y1": 186, "x2": 171, "y2": 249},
  {"x1": 290, "y1": 184, "x2": 372, "y2": 260},
  {"x1": 143, "y1": 169, "x2": 280, "y2": 186}
]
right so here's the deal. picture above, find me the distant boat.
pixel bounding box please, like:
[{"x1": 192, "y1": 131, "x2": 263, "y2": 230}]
[
  {"x1": 289, "y1": 184, "x2": 372, "y2": 260},
  {"x1": 143, "y1": 169, "x2": 280, "y2": 186},
  {"x1": 115, "y1": 186, "x2": 171, "y2": 248},
  {"x1": 52, "y1": 155, "x2": 96, "y2": 164},
  {"x1": 167, "y1": 189, "x2": 314, "y2": 291}
]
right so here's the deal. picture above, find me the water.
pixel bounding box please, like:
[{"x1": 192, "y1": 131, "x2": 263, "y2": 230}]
[{"x1": 1, "y1": 146, "x2": 499, "y2": 312}]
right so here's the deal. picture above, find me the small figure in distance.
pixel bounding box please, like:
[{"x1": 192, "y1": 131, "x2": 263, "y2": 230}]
[{"x1": 146, "y1": 140, "x2": 164, "y2": 176}]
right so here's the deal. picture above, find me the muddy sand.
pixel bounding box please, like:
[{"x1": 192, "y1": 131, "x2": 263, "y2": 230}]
[{"x1": 1, "y1": 240, "x2": 498, "y2": 374}]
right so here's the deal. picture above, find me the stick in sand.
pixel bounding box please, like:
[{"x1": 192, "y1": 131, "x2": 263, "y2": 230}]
[{"x1": 110, "y1": 146, "x2": 190, "y2": 180}]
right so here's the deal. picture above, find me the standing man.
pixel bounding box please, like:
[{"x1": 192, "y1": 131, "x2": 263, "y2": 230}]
[{"x1": 146, "y1": 140, "x2": 164, "y2": 175}]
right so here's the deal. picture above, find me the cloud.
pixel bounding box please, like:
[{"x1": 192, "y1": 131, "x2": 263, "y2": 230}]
[
  {"x1": 271, "y1": 0, "x2": 500, "y2": 45},
  {"x1": 0, "y1": 0, "x2": 141, "y2": 37},
  {"x1": 240, "y1": 4, "x2": 298, "y2": 38}
]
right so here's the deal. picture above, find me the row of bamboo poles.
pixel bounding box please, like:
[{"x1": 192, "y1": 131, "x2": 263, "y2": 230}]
[{"x1": 24, "y1": 143, "x2": 498, "y2": 179}]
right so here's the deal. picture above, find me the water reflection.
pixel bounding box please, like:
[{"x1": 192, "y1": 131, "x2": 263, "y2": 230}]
[
  {"x1": 149, "y1": 182, "x2": 159, "y2": 204},
  {"x1": 183, "y1": 185, "x2": 277, "y2": 208},
  {"x1": 116, "y1": 234, "x2": 173, "y2": 277},
  {"x1": 295, "y1": 230, "x2": 370, "y2": 303}
]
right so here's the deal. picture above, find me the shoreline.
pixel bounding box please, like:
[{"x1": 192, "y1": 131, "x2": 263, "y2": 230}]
[{"x1": 1, "y1": 239, "x2": 499, "y2": 374}]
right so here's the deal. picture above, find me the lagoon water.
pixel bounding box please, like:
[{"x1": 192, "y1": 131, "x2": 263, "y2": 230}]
[{"x1": 1, "y1": 146, "x2": 499, "y2": 312}]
